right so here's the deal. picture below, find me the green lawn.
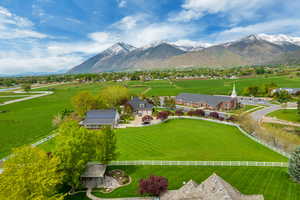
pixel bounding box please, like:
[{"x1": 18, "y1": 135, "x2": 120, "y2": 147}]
[
  {"x1": 268, "y1": 109, "x2": 300, "y2": 123},
  {"x1": 116, "y1": 119, "x2": 286, "y2": 161},
  {"x1": 68, "y1": 166, "x2": 300, "y2": 200},
  {"x1": 41, "y1": 119, "x2": 286, "y2": 161}
]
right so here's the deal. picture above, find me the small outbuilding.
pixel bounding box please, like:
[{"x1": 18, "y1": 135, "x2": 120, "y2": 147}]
[
  {"x1": 80, "y1": 163, "x2": 107, "y2": 188},
  {"x1": 80, "y1": 109, "x2": 120, "y2": 129}
]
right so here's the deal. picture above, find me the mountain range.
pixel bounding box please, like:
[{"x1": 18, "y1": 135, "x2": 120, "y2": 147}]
[{"x1": 68, "y1": 34, "x2": 300, "y2": 74}]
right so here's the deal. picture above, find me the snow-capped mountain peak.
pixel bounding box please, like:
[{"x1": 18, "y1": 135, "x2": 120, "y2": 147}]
[
  {"x1": 105, "y1": 42, "x2": 136, "y2": 55},
  {"x1": 255, "y1": 33, "x2": 300, "y2": 46}
]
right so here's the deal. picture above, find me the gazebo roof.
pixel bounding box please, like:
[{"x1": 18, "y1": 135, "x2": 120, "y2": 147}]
[{"x1": 80, "y1": 163, "x2": 107, "y2": 178}]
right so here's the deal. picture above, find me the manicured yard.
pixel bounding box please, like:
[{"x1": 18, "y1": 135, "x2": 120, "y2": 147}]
[
  {"x1": 268, "y1": 109, "x2": 300, "y2": 123},
  {"x1": 68, "y1": 166, "x2": 300, "y2": 200},
  {"x1": 115, "y1": 119, "x2": 286, "y2": 161},
  {"x1": 41, "y1": 119, "x2": 286, "y2": 161}
]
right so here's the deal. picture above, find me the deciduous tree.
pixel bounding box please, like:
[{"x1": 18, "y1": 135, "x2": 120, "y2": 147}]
[
  {"x1": 139, "y1": 175, "x2": 168, "y2": 196},
  {"x1": 54, "y1": 120, "x2": 105, "y2": 190},
  {"x1": 72, "y1": 91, "x2": 98, "y2": 117},
  {"x1": 0, "y1": 146, "x2": 64, "y2": 200},
  {"x1": 288, "y1": 147, "x2": 300, "y2": 183},
  {"x1": 98, "y1": 85, "x2": 129, "y2": 108},
  {"x1": 102, "y1": 126, "x2": 118, "y2": 164}
]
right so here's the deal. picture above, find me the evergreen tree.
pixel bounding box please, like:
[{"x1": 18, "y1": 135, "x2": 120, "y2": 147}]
[{"x1": 288, "y1": 147, "x2": 300, "y2": 183}]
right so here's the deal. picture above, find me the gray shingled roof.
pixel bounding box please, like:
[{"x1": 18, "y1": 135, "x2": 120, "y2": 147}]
[
  {"x1": 128, "y1": 97, "x2": 153, "y2": 112},
  {"x1": 81, "y1": 163, "x2": 107, "y2": 178},
  {"x1": 82, "y1": 109, "x2": 117, "y2": 126},
  {"x1": 160, "y1": 173, "x2": 264, "y2": 200},
  {"x1": 176, "y1": 93, "x2": 234, "y2": 107}
]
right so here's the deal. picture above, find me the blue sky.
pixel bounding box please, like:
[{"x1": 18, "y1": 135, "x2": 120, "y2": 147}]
[{"x1": 0, "y1": 0, "x2": 300, "y2": 74}]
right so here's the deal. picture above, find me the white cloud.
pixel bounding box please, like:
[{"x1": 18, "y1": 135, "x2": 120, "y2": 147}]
[
  {"x1": 117, "y1": 0, "x2": 127, "y2": 8},
  {"x1": 0, "y1": 6, "x2": 48, "y2": 39},
  {"x1": 169, "y1": 0, "x2": 271, "y2": 22},
  {"x1": 172, "y1": 39, "x2": 212, "y2": 48},
  {"x1": 214, "y1": 18, "x2": 300, "y2": 42}
]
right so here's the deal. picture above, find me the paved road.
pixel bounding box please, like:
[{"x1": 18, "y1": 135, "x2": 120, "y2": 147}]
[
  {"x1": 250, "y1": 102, "x2": 297, "y2": 122},
  {"x1": 0, "y1": 91, "x2": 53, "y2": 106}
]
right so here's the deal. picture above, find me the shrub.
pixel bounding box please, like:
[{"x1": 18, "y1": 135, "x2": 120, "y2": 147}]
[
  {"x1": 139, "y1": 175, "x2": 168, "y2": 196},
  {"x1": 175, "y1": 110, "x2": 184, "y2": 116},
  {"x1": 142, "y1": 115, "x2": 153, "y2": 124},
  {"x1": 209, "y1": 112, "x2": 219, "y2": 119},
  {"x1": 288, "y1": 147, "x2": 300, "y2": 183},
  {"x1": 187, "y1": 110, "x2": 195, "y2": 116},
  {"x1": 194, "y1": 109, "x2": 205, "y2": 117},
  {"x1": 157, "y1": 111, "x2": 169, "y2": 121}
]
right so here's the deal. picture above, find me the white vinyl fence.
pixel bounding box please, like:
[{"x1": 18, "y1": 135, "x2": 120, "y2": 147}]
[{"x1": 109, "y1": 160, "x2": 288, "y2": 167}]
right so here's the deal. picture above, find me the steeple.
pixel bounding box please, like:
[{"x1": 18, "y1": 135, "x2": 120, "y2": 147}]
[{"x1": 231, "y1": 83, "x2": 237, "y2": 98}]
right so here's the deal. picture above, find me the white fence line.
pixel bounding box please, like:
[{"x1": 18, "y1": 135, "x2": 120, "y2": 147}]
[{"x1": 109, "y1": 160, "x2": 288, "y2": 167}]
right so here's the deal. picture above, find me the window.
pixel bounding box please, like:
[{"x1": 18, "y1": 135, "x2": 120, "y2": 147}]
[{"x1": 139, "y1": 103, "x2": 145, "y2": 108}]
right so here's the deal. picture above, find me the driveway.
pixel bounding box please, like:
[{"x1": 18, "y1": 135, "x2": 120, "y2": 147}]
[{"x1": 250, "y1": 102, "x2": 297, "y2": 122}]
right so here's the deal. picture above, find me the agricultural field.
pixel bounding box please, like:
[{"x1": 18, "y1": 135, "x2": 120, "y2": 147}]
[
  {"x1": 1, "y1": 75, "x2": 299, "y2": 158},
  {"x1": 267, "y1": 109, "x2": 300, "y2": 123},
  {"x1": 68, "y1": 166, "x2": 300, "y2": 200},
  {"x1": 41, "y1": 119, "x2": 286, "y2": 162}
]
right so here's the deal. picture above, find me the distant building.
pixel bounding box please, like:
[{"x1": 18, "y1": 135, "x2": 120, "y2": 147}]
[
  {"x1": 176, "y1": 93, "x2": 238, "y2": 110},
  {"x1": 128, "y1": 97, "x2": 154, "y2": 116},
  {"x1": 80, "y1": 109, "x2": 120, "y2": 129},
  {"x1": 272, "y1": 88, "x2": 300, "y2": 95},
  {"x1": 160, "y1": 173, "x2": 264, "y2": 200},
  {"x1": 80, "y1": 163, "x2": 107, "y2": 188}
]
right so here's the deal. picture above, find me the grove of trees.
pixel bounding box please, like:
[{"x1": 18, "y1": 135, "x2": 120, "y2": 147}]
[{"x1": 0, "y1": 146, "x2": 64, "y2": 200}]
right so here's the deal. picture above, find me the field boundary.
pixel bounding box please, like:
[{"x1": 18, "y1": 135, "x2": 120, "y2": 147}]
[
  {"x1": 166, "y1": 116, "x2": 291, "y2": 158},
  {"x1": 109, "y1": 160, "x2": 288, "y2": 167}
]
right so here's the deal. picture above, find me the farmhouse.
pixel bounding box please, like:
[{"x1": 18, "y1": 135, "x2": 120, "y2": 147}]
[
  {"x1": 128, "y1": 97, "x2": 154, "y2": 116},
  {"x1": 80, "y1": 109, "x2": 120, "y2": 129},
  {"x1": 80, "y1": 163, "x2": 107, "y2": 188},
  {"x1": 160, "y1": 173, "x2": 264, "y2": 200},
  {"x1": 272, "y1": 88, "x2": 300, "y2": 95},
  {"x1": 176, "y1": 93, "x2": 238, "y2": 110}
]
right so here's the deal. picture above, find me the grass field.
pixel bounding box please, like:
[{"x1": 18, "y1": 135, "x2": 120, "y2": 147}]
[
  {"x1": 267, "y1": 109, "x2": 300, "y2": 123},
  {"x1": 67, "y1": 166, "x2": 300, "y2": 200},
  {"x1": 2, "y1": 75, "x2": 300, "y2": 158},
  {"x1": 40, "y1": 119, "x2": 286, "y2": 161},
  {"x1": 127, "y1": 76, "x2": 300, "y2": 96},
  {"x1": 115, "y1": 119, "x2": 286, "y2": 161}
]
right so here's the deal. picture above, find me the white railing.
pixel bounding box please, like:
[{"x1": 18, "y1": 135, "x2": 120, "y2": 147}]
[{"x1": 109, "y1": 160, "x2": 288, "y2": 167}]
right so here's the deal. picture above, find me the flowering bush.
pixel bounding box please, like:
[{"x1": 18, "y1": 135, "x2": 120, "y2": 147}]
[
  {"x1": 157, "y1": 111, "x2": 169, "y2": 121},
  {"x1": 139, "y1": 175, "x2": 168, "y2": 196},
  {"x1": 175, "y1": 110, "x2": 184, "y2": 116}
]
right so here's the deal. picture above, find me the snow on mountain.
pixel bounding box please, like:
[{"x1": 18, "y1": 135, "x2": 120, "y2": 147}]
[
  {"x1": 104, "y1": 42, "x2": 136, "y2": 55},
  {"x1": 255, "y1": 34, "x2": 300, "y2": 46}
]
